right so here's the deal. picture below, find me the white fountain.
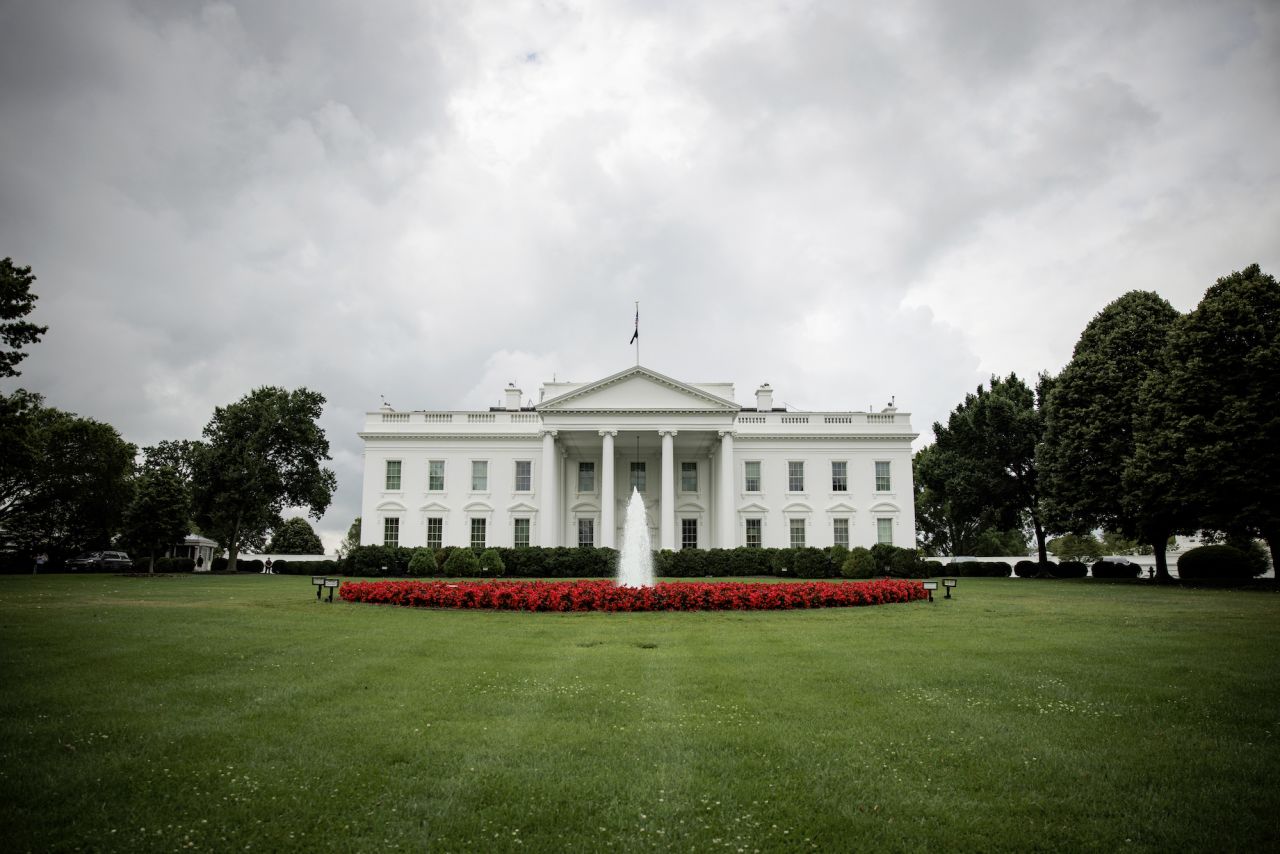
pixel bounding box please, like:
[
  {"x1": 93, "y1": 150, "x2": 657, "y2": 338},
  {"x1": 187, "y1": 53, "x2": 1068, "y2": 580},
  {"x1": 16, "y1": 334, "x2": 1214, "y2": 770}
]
[{"x1": 616, "y1": 487, "x2": 655, "y2": 588}]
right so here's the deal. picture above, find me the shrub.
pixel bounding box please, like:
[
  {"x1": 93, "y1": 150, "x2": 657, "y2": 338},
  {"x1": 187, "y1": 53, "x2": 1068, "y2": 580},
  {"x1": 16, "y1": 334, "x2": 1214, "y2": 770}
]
[
  {"x1": 841, "y1": 547, "x2": 876, "y2": 579},
  {"x1": 791, "y1": 548, "x2": 832, "y2": 579},
  {"x1": 478, "y1": 548, "x2": 506, "y2": 577},
  {"x1": 271, "y1": 559, "x2": 339, "y2": 575},
  {"x1": 1177, "y1": 545, "x2": 1265, "y2": 582},
  {"x1": 151, "y1": 557, "x2": 195, "y2": 573},
  {"x1": 346, "y1": 545, "x2": 413, "y2": 576},
  {"x1": 212, "y1": 556, "x2": 228, "y2": 572},
  {"x1": 443, "y1": 547, "x2": 480, "y2": 578},
  {"x1": 1014, "y1": 560, "x2": 1051, "y2": 578},
  {"x1": 951, "y1": 561, "x2": 1012, "y2": 578},
  {"x1": 1091, "y1": 559, "x2": 1141, "y2": 580},
  {"x1": 408, "y1": 548, "x2": 438, "y2": 577},
  {"x1": 1050, "y1": 561, "x2": 1088, "y2": 579}
]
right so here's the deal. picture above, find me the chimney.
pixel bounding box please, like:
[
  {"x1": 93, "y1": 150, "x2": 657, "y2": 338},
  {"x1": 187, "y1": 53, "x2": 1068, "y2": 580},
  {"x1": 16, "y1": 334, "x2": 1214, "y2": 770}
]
[
  {"x1": 755, "y1": 383, "x2": 774, "y2": 412},
  {"x1": 504, "y1": 383, "x2": 523, "y2": 411}
]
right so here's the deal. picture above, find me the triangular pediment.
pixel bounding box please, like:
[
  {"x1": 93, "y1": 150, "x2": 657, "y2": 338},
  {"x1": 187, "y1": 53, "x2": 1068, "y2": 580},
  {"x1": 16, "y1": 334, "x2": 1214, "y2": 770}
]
[{"x1": 538, "y1": 366, "x2": 739, "y2": 413}]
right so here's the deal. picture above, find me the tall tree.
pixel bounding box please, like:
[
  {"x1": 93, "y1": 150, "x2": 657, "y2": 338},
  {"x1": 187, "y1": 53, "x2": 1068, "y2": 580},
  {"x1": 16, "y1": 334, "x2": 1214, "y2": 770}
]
[
  {"x1": 336, "y1": 517, "x2": 361, "y2": 560},
  {"x1": 121, "y1": 467, "x2": 192, "y2": 571},
  {"x1": 0, "y1": 257, "x2": 47, "y2": 378},
  {"x1": 1133, "y1": 264, "x2": 1280, "y2": 562},
  {"x1": 192, "y1": 387, "x2": 337, "y2": 572},
  {"x1": 927, "y1": 373, "x2": 1055, "y2": 563},
  {"x1": 913, "y1": 443, "x2": 990, "y2": 556},
  {"x1": 267, "y1": 517, "x2": 325, "y2": 554},
  {"x1": 1039, "y1": 291, "x2": 1181, "y2": 580},
  {"x1": 0, "y1": 403, "x2": 136, "y2": 555}
]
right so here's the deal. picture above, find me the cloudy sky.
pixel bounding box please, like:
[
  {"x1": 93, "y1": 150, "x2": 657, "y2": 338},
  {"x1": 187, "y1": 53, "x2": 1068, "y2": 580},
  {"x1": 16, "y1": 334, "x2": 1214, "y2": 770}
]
[{"x1": 2, "y1": 0, "x2": 1277, "y2": 551}]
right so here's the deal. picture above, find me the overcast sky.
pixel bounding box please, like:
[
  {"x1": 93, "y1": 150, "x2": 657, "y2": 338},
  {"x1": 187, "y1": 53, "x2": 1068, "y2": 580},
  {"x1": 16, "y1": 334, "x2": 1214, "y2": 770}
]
[{"x1": 2, "y1": 0, "x2": 1277, "y2": 552}]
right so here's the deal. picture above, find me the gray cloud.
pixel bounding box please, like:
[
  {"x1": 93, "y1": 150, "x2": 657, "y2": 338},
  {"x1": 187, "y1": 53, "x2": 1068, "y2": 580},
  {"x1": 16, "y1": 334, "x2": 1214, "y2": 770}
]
[{"x1": 2, "y1": 0, "x2": 1277, "y2": 550}]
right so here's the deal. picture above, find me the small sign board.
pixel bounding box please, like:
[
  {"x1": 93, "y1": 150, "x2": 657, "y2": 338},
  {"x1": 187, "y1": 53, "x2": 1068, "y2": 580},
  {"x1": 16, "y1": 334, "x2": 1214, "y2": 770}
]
[
  {"x1": 324, "y1": 578, "x2": 340, "y2": 588},
  {"x1": 922, "y1": 581, "x2": 939, "y2": 590}
]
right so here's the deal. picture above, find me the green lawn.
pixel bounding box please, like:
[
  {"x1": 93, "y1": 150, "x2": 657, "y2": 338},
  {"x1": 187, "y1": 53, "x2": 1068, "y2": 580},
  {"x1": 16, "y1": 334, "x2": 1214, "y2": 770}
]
[{"x1": 1, "y1": 574, "x2": 1277, "y2": 853}]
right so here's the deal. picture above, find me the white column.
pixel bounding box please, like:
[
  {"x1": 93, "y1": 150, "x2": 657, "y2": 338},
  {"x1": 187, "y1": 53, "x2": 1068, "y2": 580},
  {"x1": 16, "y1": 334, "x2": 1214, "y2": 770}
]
[
  {"x1": 540, "y1": 430, "x2": 558, "y2": 546},
  {"x1": 660, "y1": 429, "x2": 676, "y2": 550},
  {"x1": 600, "y1": 430, "x2": 616, "y2": 548},
  {"x1": 718, "y1": 430, "x2": 735, "y2": 548}
]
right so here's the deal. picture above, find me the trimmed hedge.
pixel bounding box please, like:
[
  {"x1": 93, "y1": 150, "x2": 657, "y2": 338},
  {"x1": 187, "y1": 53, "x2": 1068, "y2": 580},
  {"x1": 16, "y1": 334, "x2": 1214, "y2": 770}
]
[
  {"x1": 1014, "y1": 560, "x2": 1052, "y2": 578},
  {"x1": 340, "y1": 544, "x2": 918, "y2": 579},
  {"x1": 950, "y1": 560, "x2": 1013, "y2": 578},
  {"x1": 1091, "y1": 559, "x2": 1141, "y2": 580},
  {"x1": 1050, "y1": 561, "x2": 1088, "y2": 579},
  {"x1": 270, "y1": 559, "x2": 341, "y2": 576},
  {"x1": 1177, "y1": 545, "x2": 1265, "y2": 582}
]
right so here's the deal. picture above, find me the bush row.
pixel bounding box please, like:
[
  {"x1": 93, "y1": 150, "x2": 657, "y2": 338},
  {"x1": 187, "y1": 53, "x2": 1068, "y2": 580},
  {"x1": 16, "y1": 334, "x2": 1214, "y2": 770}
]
[{"x1": 337, "y1": 544, "x2": 943, "y2": 579}]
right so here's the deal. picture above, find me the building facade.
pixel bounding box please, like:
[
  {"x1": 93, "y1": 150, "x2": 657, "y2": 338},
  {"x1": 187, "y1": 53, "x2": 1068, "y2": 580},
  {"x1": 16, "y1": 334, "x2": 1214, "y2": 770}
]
[{"x1": 358, "y1": 366, "x2": 917, "y2": 551}]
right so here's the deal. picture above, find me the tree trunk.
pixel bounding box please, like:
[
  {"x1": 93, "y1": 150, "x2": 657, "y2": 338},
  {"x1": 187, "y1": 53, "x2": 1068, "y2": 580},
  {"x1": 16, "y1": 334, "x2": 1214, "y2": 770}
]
[
  {"x1": 227, "y1": 515, "x2": 241, "y2": 573},
  {"x1": 148, "y1": 548, "x2": 155, "y2": 574},
  {"x1": 1152, "y1": 527, "x2": 1173, "y2": 583},
  {"x1": 1032, "y1": 517, "x2": 1048, "y2": 565}
]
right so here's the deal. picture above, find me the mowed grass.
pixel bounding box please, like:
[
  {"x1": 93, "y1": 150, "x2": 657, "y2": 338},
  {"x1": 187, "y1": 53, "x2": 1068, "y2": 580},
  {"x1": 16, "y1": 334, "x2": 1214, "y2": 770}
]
[{"x1": 1, "y1": 575, "x2": 1278, "y2": 853}]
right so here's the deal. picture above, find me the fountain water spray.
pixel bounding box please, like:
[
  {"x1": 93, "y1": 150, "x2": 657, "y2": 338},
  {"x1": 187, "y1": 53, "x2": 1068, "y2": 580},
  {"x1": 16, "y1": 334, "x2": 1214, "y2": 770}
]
[{"x1": 616, "y1": 487, "x2": 655, "y2": 587}]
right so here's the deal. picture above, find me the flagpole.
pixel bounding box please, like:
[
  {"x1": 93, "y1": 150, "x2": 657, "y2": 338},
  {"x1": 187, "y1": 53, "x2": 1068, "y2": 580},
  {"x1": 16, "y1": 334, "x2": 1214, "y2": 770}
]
[{"x1": 634, "y1": 300, "x2": 640, "y2": 366}]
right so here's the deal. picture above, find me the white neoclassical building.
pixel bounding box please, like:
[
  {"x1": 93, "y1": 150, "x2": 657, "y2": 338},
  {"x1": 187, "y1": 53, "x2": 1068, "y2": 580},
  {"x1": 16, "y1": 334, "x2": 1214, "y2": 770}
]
[{"x1": 358, "y1": 366, "x2": 917, "y2": 551}]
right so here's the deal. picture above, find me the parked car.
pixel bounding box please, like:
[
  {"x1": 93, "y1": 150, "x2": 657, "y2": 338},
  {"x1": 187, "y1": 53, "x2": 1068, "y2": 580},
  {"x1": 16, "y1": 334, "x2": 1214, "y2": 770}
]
[{"x1": 65, "y1": 550, "x2": 134, "y2": 571}]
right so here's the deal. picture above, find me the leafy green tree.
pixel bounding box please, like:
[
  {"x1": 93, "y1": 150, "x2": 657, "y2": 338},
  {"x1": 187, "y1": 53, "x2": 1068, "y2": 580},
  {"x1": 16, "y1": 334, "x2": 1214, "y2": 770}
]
[
  {"x1": 1047, "y1": 533, "x2": 1104, "y2": 561},
  {"x1": 267, "y1": 517, "x2": 325, "y2": 554},
  {"x1": 191, "y1": 387, "x2": 337, "y2": 572},
  {"x1": 1039, "y1": 291, "x2": 1181, "y2": 580},
  {"x1": 1133, "y1": 265, "x2": 1280, "y2": 563},
  {"x1": 1099, "y1": 530, "x2": 1139, "y2": 555},
  {"x1": 1, "y1": 257, "x2": 47, "y2": 378},
  {"x1": 337, "y1": 517, "x2": 361, "y2": 560},
  {"x1": 927, "y1": 373, "x2": 1055, "y2": 563},
  {"x1": 121, "y1": 467, "x2": 191, "y2": 572},
  {"x1": 913, "y1": 443, "x2": 988, "y2": 556},
  {"x1": 972, "y1": 527, "x2": 1029, "y2": 557},
  {"x1": 0, "y1": 403, "x2": 135, "y2": 555}
]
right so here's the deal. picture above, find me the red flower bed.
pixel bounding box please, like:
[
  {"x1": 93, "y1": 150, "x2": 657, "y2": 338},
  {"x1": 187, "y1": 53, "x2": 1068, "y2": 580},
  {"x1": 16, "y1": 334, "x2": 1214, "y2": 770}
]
[{"x1": 338, "y1": 578, "x2": 926, "y2": 612}]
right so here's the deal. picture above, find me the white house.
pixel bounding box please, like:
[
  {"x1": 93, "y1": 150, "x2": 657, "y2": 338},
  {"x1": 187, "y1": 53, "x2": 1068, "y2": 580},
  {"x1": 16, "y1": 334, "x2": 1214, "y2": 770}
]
[{"x1": 358, "y1": 365, "x2": 917, "y2": 551}]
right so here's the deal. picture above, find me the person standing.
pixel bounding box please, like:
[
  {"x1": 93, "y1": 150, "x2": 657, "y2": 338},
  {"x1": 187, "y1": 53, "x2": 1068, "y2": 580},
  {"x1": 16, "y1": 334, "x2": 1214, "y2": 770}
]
[
  {"x1": 34, "y1": 552, "x2": 47, "y2": 574},
  {"x1": 264, "y1": 558, "x2": 274, "y2": 575}
]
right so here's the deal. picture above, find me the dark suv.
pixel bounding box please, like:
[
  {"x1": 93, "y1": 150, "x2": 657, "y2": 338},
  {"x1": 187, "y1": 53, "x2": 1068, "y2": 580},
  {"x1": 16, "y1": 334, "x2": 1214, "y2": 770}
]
[{"x1": 66, "y1": 551, "x2": 134, "y2": 571}]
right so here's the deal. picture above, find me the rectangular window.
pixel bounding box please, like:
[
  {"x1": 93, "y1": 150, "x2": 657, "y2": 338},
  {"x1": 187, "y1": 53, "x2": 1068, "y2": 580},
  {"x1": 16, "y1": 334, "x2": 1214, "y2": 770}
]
[
  {"x1": 680, "y1": 462, "x2": 698, "y2": 493},
  {"x1": 471, "y1": 517, "x2": 487, "y2": 549},
  {"x1": 385, "y1": 460, "x2": 402, "y2": 491},
  {"x1": 788, "y1": 461, "x2": 805, "y2": 492},
  {"x1": 875, "y1": 461, "x2": 891, "y2": 492},
  {"x1": 681, "y1": 518, "x2": 698, "y2": 550},
  {"x1": 513, "y1": 517, "x2": 530, "y2": 548},
  {"x1": 514, "y1": 460, "x2": 532, "y2": 492},
  {"x1": 745, "y1": 518, "x2": 762, "y2": 548},
  {"x1": 877, "y1": 517, "x2": 893, "y2": 545},
  {"x1": 578, "y1": 461, "x2": 596, "y2": 493},
  {"x1": 744, "y1": 461, "x2": 761, "y2": 492},
  {"x1": 630, "y1": 461, "x2": 647, "y2": 492},
  {"x1": 428, "y1": 460, "x2": 445, "y2": 491},
  {"x1": 833, "y1": 518, "x2": 849, "y2": 548},
  {"x1": 578, "y1": 518, "x2": 595, "y2": 548},
  {"x1": 471, "y1": 460, "x2": 488, "y2": 491},
  {"x1": 426, "y1": 517, "x2": 443, "y2": 550},
  {"x1": 789, "y1": 518, "x2": 806, "y2": 548},
  {"x1": 383, "y1": 517, "x2": 400, "y2": 548},
  {"x1": 831, "y1": 461, "x2": 847, "y2": 492}
]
